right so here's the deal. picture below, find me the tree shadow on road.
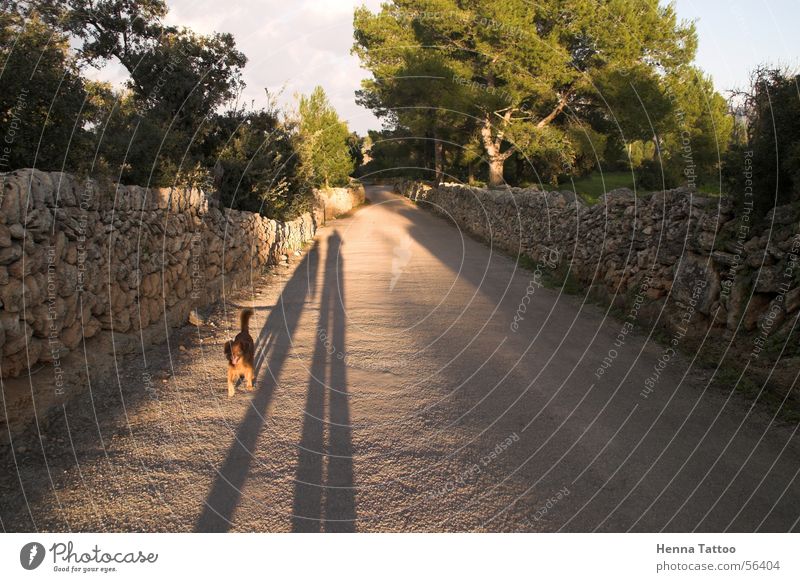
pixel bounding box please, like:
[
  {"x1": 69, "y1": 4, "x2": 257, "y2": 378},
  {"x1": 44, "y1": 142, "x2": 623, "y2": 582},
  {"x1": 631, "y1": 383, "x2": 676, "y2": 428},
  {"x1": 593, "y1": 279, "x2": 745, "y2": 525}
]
[
  {"x1": 291, "y1": 231, "x2": 356, "y2": 532},
  {"x1": 195, "y1": 241, "x2": 321, "y2": 532}
]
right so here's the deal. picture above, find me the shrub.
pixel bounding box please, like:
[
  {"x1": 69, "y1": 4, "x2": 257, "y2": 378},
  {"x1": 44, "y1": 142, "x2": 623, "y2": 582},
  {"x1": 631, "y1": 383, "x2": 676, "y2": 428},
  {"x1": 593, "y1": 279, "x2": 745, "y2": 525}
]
[
  {"x1": 206, "y1": 106, "x2": 312, "y2": 221},
  {"x1": 636, "y1": 158, "x2": 682, "y2": 190},
  {"x1": 723, "y1": 67, "x2": 800, "y2": 215}
]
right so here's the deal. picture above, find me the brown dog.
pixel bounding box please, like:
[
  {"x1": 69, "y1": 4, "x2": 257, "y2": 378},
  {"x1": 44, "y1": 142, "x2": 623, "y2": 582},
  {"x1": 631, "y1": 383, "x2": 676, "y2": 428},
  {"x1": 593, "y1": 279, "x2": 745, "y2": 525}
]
[{"x1": 224, "y1": 308, "x2": 255, "y2": 397}]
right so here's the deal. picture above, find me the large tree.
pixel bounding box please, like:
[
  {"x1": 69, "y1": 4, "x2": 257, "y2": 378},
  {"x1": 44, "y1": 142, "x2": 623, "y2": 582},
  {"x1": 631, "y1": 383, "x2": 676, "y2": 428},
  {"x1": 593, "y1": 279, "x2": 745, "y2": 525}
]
[{"x1": 354, "y1": 0, "x2": 700, "y2": 186}]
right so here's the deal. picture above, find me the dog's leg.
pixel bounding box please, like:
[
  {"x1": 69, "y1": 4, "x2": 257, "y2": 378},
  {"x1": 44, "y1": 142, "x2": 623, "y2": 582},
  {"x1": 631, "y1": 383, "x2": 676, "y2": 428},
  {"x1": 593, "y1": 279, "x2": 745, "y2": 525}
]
[
  {"x1": 245, "y1": 367, "x2": 255, "y2": 391},
  {"x1": 227, "y1": 367, "x2": 236, "y2": 398}
]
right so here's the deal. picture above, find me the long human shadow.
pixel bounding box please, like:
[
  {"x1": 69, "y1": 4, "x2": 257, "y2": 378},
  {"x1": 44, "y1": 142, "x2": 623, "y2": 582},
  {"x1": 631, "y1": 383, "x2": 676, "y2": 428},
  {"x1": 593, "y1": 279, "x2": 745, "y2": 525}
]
[
  {"x1": 195, "y1": 242, "x2": 320, "y2": 532},
  {"x1": 292, "y1": 231, "x2": 356, "y2": 532}
]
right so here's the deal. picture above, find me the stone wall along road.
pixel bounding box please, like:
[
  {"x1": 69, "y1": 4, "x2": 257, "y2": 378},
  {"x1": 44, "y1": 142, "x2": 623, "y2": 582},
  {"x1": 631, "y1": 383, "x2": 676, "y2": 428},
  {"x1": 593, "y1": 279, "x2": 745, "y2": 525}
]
[
  {"x1": 0, "y1": 168, "x2": 363, "y2": 441},
  {"x1": 397, "y1": 180, "x2": 800, "y2": 402}
]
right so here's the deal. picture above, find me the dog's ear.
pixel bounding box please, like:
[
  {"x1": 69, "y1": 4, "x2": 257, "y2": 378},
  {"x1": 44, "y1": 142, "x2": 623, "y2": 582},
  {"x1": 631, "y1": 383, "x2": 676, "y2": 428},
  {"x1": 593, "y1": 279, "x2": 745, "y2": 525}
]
[{"x1": 224, "y1": 340, "x2": 232, "y2": 360}]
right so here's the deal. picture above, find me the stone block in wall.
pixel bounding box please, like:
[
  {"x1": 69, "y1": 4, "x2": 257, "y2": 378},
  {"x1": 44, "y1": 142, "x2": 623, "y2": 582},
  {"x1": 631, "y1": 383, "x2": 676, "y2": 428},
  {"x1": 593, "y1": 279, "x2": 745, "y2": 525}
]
[
  {"x1": 0, "y1": 243, "x2": 22, "y2": 265},
  {"x1": 0, "y1": 278, "x2": 26, "y2": 312},
  {"x1": 755, "y1": 265, "x2": 785, "y2": 293},
  {"x1": 742, "y1": 294, "x2": 773, "y2": 331},
  {"x1": 2, "y1": 319, "x2": 32, "y2": 357},
  {"x1": 786, "y1": 287, "x2": 800, "y2": 313},
  {"x1": 1, "y1": 175, "x2": 23, "y2": 224},
  {"x1": 0, "y1": 224, "x2": 11, "y2": 247}
]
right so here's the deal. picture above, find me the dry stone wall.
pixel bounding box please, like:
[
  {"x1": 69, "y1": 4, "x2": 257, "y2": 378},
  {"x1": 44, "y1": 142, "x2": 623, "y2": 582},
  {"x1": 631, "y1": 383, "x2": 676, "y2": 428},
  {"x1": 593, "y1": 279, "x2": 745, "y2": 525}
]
[
  {"x1": 318, "y1": 182, "x2": 365, "y2": 220},
  {"x1": 0, "y1": 169, "x2": 362, "y2": 439},
  {"x1": 397, "y1": 181, "x2": 800, "y2": 390}
]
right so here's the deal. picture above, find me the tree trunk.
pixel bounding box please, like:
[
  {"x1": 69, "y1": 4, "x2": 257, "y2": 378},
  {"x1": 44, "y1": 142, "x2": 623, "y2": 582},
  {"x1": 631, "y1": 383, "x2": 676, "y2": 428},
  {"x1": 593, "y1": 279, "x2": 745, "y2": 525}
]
[
  {"x1": 488, "y1": 157, "x2": 505, "y2": 186},
  {"x1": 433, "y1": 129, "x2": 444, "y2": 184},
  {"x1": 480, "y1": 115, "x2": 509, "y2": 187},
  {"x1": 425, "y1": 129, "x2": 434, "y2": 172}
]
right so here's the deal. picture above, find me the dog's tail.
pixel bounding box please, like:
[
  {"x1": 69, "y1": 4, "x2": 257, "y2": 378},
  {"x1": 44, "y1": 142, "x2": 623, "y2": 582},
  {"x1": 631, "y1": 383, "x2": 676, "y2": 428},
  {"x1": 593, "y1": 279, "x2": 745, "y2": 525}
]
[{"x1": 240, "y1": 308, "x2": 253, "y2": 333}]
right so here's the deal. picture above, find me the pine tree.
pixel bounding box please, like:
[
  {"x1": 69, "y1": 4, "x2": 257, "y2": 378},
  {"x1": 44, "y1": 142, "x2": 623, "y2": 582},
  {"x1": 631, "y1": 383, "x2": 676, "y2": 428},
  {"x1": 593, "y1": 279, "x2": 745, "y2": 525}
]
[
  {"x1": 297, "y1": 87, "x2": 355, "y2": 188},
  {"x1": 354, "y1": 0, "x2": 712, "y2": 186}
]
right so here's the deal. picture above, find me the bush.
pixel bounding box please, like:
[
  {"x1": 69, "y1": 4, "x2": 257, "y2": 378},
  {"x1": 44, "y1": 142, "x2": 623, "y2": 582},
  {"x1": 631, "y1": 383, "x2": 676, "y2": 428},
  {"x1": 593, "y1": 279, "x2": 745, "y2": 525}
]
[
  {"x1": 636, "y1": 158, "x2": 683, "y2": 191},
  {"x1": 206, "y1": 106, "x2": 312, "y2": 221},
  {"x1": 723, "y1": 67, "x2": 800, "y2": 215}
]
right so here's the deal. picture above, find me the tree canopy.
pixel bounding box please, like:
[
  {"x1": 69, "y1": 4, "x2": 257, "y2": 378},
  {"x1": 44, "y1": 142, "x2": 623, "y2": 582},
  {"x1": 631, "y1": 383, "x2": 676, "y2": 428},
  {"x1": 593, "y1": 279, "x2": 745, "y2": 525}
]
[
  {"x1": 353, "y1": 0, "x2": 731, "y2": 188},
  {"x1": 0, "y1": 11, "x2": 91, "y2": 172}
]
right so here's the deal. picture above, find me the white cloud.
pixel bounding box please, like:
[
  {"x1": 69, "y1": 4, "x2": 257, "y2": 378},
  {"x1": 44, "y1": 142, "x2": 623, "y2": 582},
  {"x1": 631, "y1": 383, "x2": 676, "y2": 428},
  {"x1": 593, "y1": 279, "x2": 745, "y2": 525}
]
[
  {"x1": 84, "y1": 0, "x2": 383, "y2": 133},
  {"x1": 169, "y1": 0, "x2": 383, "y2": 134}
]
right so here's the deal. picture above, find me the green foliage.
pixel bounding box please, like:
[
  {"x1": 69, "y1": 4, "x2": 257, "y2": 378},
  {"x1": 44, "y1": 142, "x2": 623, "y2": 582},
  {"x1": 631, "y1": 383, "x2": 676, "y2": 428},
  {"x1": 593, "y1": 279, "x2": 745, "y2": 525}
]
[
  {"x1": 354, "y1": 0, "x2": 701, "y2": 186},
  {"x1": 46, "y1": 0, "x2": 247, "y2": 121},
  {"x1": 596, "y1": 65, "x2": 674, "y2": 144},
  {"x1": 594, "y1": 65, "x2": 733, "y2": 192},
  {"x1": 88, "y1": 86, "x2": 208, "y2": 188},
  {"x1": 360, "y1": 128, "x2": 430, "y2": 180},
  {"x1": 659, "y1": 67, "x2": 734, "y2": 188},
  {"x1": 347, "y1": 132, "x2": 365, "y2": 172},
  {"x1": 33, "y1": 0, "x2": 247, "y2": 188},
  {"x1": 635, "y1": 157, "x2": 683, "y2": 190},
  {"x1": 3, "y1": 1, "x2": 319, "y2": 220},
  {"x1": 131, "y1": 28, "x2": 246, "y2": 119},
  {"x1": 723, "y1": 67, "x2": 800, "y2": 214},
  {"x1": 39, "y1": 0, "x2": 169, "y2": 67},
  {"x1": 523, "y1": 124, "x2": 577, "y2": 185},
  {"x1": 567, "y1": 171, "x2": 639, "y2": 204},
  {"x1": 296, "y1": 87, "x2": 354, "y2": 188},
  {"x1": 205, "y1": 106, "x2": 311, "y2": 220},
  {"x1": 0, "y1": 11, "x2": 92, "y2": 172},
  {"x1": 566, "y1": 121, "x2": 609, "y2": 178}
]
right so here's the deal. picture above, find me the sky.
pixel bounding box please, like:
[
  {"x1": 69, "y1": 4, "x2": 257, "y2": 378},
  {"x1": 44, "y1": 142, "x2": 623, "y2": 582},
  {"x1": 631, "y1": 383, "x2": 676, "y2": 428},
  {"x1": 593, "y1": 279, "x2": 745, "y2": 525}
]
[{"x1": 84, "y1": 0, "x2": 800, "y2": 135}]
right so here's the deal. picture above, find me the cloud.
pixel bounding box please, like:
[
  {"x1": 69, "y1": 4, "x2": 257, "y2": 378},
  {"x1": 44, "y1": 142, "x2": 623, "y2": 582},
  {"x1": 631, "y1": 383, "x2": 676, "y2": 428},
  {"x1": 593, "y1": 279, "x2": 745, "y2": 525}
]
[
  {"x1": 167, "y1": 0, "x2": 382, "y2": 134},
  {"x1": 83, "y1": 0, "x2": 382, "y2": 133}
]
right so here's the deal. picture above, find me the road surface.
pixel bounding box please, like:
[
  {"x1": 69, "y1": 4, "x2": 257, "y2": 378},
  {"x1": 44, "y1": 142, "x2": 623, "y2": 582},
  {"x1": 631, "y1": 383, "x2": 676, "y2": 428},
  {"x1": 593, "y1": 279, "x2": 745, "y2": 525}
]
[{"x1": 2, "y1": 185, "x2": 798, "y2": 532}]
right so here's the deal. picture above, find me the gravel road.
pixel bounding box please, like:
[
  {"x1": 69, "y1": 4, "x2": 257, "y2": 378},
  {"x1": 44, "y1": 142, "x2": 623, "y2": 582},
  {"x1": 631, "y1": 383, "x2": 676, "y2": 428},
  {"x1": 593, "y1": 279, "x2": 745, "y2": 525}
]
[{"x1": 1, "y1": 185, "x2": 798, "y2": 532}]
